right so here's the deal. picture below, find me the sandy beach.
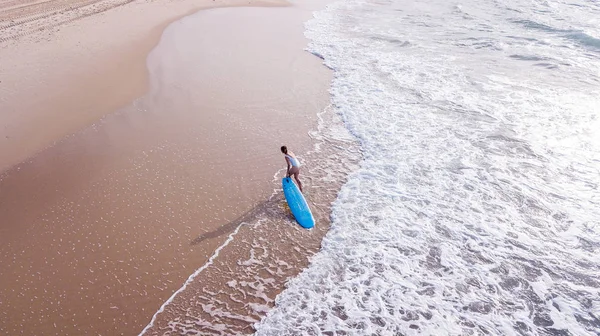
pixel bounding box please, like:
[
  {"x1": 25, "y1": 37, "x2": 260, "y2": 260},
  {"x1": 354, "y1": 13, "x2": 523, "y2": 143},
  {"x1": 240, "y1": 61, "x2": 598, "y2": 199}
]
[
  {"x1": 0, "y1": 0, "x2": 285, "y2": 174},
  {"x1": 0, "y1": 0, "x2": 359, "y2": 334}
]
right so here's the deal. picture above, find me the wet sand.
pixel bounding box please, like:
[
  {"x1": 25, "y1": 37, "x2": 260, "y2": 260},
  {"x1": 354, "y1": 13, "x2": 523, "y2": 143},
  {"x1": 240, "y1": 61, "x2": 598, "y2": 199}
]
[
  {"x1": 137, "y1": 8, "x2": 361, "y2": 334},
  {"x1": 0, "y1": 0, "x2": 360, "y2": 335},
  {"x1": 0, "y1": 0, "x2": 285, "y2": 174},
  {"x1": 139, "y1": 107, "x2": 361, "y2": 335}
]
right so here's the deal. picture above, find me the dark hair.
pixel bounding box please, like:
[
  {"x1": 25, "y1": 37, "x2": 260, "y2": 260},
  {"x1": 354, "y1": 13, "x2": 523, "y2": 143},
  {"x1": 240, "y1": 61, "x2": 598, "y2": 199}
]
[{"x1": 280, "y1": 146, "x2": 287, "y2": 154}]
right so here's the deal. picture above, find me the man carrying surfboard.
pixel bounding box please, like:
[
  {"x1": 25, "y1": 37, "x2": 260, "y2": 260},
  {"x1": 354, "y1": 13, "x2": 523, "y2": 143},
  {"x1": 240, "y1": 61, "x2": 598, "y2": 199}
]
[{"x1": 281, "y1": 145, "x2": 303, "y2": 193}]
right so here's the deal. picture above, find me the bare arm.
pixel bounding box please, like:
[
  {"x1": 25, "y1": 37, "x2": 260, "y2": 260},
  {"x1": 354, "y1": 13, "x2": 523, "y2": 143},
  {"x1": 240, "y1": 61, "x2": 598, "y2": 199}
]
[{"x1": 284, "y1": 157, "x2": 291, "y2": 177}]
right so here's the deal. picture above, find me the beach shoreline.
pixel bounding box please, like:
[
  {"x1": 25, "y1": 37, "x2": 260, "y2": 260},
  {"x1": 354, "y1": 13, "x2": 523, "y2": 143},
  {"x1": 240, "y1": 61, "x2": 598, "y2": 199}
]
[{"x1": 0, "y1": 0, "x2": 357, "y2": 335}]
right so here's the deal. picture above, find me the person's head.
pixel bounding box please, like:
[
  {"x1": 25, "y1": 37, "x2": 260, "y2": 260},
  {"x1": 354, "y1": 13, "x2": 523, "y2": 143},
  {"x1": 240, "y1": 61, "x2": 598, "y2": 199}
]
[{"x1": 280, "y1": 146, "x2": 288, "y2": 154}]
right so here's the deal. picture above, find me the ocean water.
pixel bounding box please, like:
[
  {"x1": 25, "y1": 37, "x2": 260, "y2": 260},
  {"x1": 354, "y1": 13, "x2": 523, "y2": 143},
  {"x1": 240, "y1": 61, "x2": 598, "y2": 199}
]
[{"x1": 255, "y1": 0, "x2": 600, "y2": 335}]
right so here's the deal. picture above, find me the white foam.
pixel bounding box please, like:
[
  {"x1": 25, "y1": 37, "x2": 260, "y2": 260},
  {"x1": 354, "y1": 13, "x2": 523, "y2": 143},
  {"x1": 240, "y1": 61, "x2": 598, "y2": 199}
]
[{"x1": 255, "y1": 0, "x2": 600, "y2": 334}]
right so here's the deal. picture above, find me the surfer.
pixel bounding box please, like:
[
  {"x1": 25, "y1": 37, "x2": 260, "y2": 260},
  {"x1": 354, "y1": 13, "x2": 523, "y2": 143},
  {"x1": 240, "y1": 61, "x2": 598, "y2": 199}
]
[{"x1": 281, "y1": 145, "x2": 303, "y2": 192}]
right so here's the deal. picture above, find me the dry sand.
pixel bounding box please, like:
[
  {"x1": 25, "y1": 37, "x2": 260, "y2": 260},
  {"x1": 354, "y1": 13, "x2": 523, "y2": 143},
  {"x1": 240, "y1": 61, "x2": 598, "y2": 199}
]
[{"x1": 0, "y1": 0, "x2": 361, "y2": 335}]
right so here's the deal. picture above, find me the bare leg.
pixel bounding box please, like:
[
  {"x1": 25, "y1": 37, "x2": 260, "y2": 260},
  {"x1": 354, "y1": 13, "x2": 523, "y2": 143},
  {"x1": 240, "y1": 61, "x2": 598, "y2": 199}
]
[
  {"x1": 293, "y1": 172, "x2": 303, "y2": 193},
  {"x1": 288, "y1": 166, "x2": 303, "y2": 192}
]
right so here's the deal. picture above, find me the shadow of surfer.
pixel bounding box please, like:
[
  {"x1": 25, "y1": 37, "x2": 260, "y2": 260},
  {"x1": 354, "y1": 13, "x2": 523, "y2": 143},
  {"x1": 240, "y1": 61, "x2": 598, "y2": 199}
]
[
  {"x1": 190, "y1": 197, "x2": 291, "y2": 246},
  {"x1": 190, "y1": 202, "x2": 266, "y2": 246}
]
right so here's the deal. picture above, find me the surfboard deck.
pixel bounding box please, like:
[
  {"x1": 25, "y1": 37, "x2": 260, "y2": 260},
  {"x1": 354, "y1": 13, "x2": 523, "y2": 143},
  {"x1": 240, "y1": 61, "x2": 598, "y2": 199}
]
[{"x1": 282, "y1": 177, "x2": 315, "y2": 229}]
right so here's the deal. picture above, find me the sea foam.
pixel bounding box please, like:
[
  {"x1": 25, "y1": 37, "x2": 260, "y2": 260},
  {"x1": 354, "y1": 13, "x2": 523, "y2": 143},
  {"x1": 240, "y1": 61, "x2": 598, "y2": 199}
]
[{"x1": 255, "y1": 0, "x2": 600, "y2": 334}]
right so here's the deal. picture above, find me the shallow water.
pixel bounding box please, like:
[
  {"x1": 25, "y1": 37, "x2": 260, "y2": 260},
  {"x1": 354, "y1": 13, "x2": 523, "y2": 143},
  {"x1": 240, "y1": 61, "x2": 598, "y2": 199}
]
[{"x1": 255, "y1": 0, "x2": 600, "y2": 335}]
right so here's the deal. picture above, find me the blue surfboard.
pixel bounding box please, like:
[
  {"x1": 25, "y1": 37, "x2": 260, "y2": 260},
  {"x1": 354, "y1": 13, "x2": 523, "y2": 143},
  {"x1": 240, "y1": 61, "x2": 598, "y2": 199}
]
[{"x1": 282, "y1": 177, "x2": 315, "y2": 229}]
